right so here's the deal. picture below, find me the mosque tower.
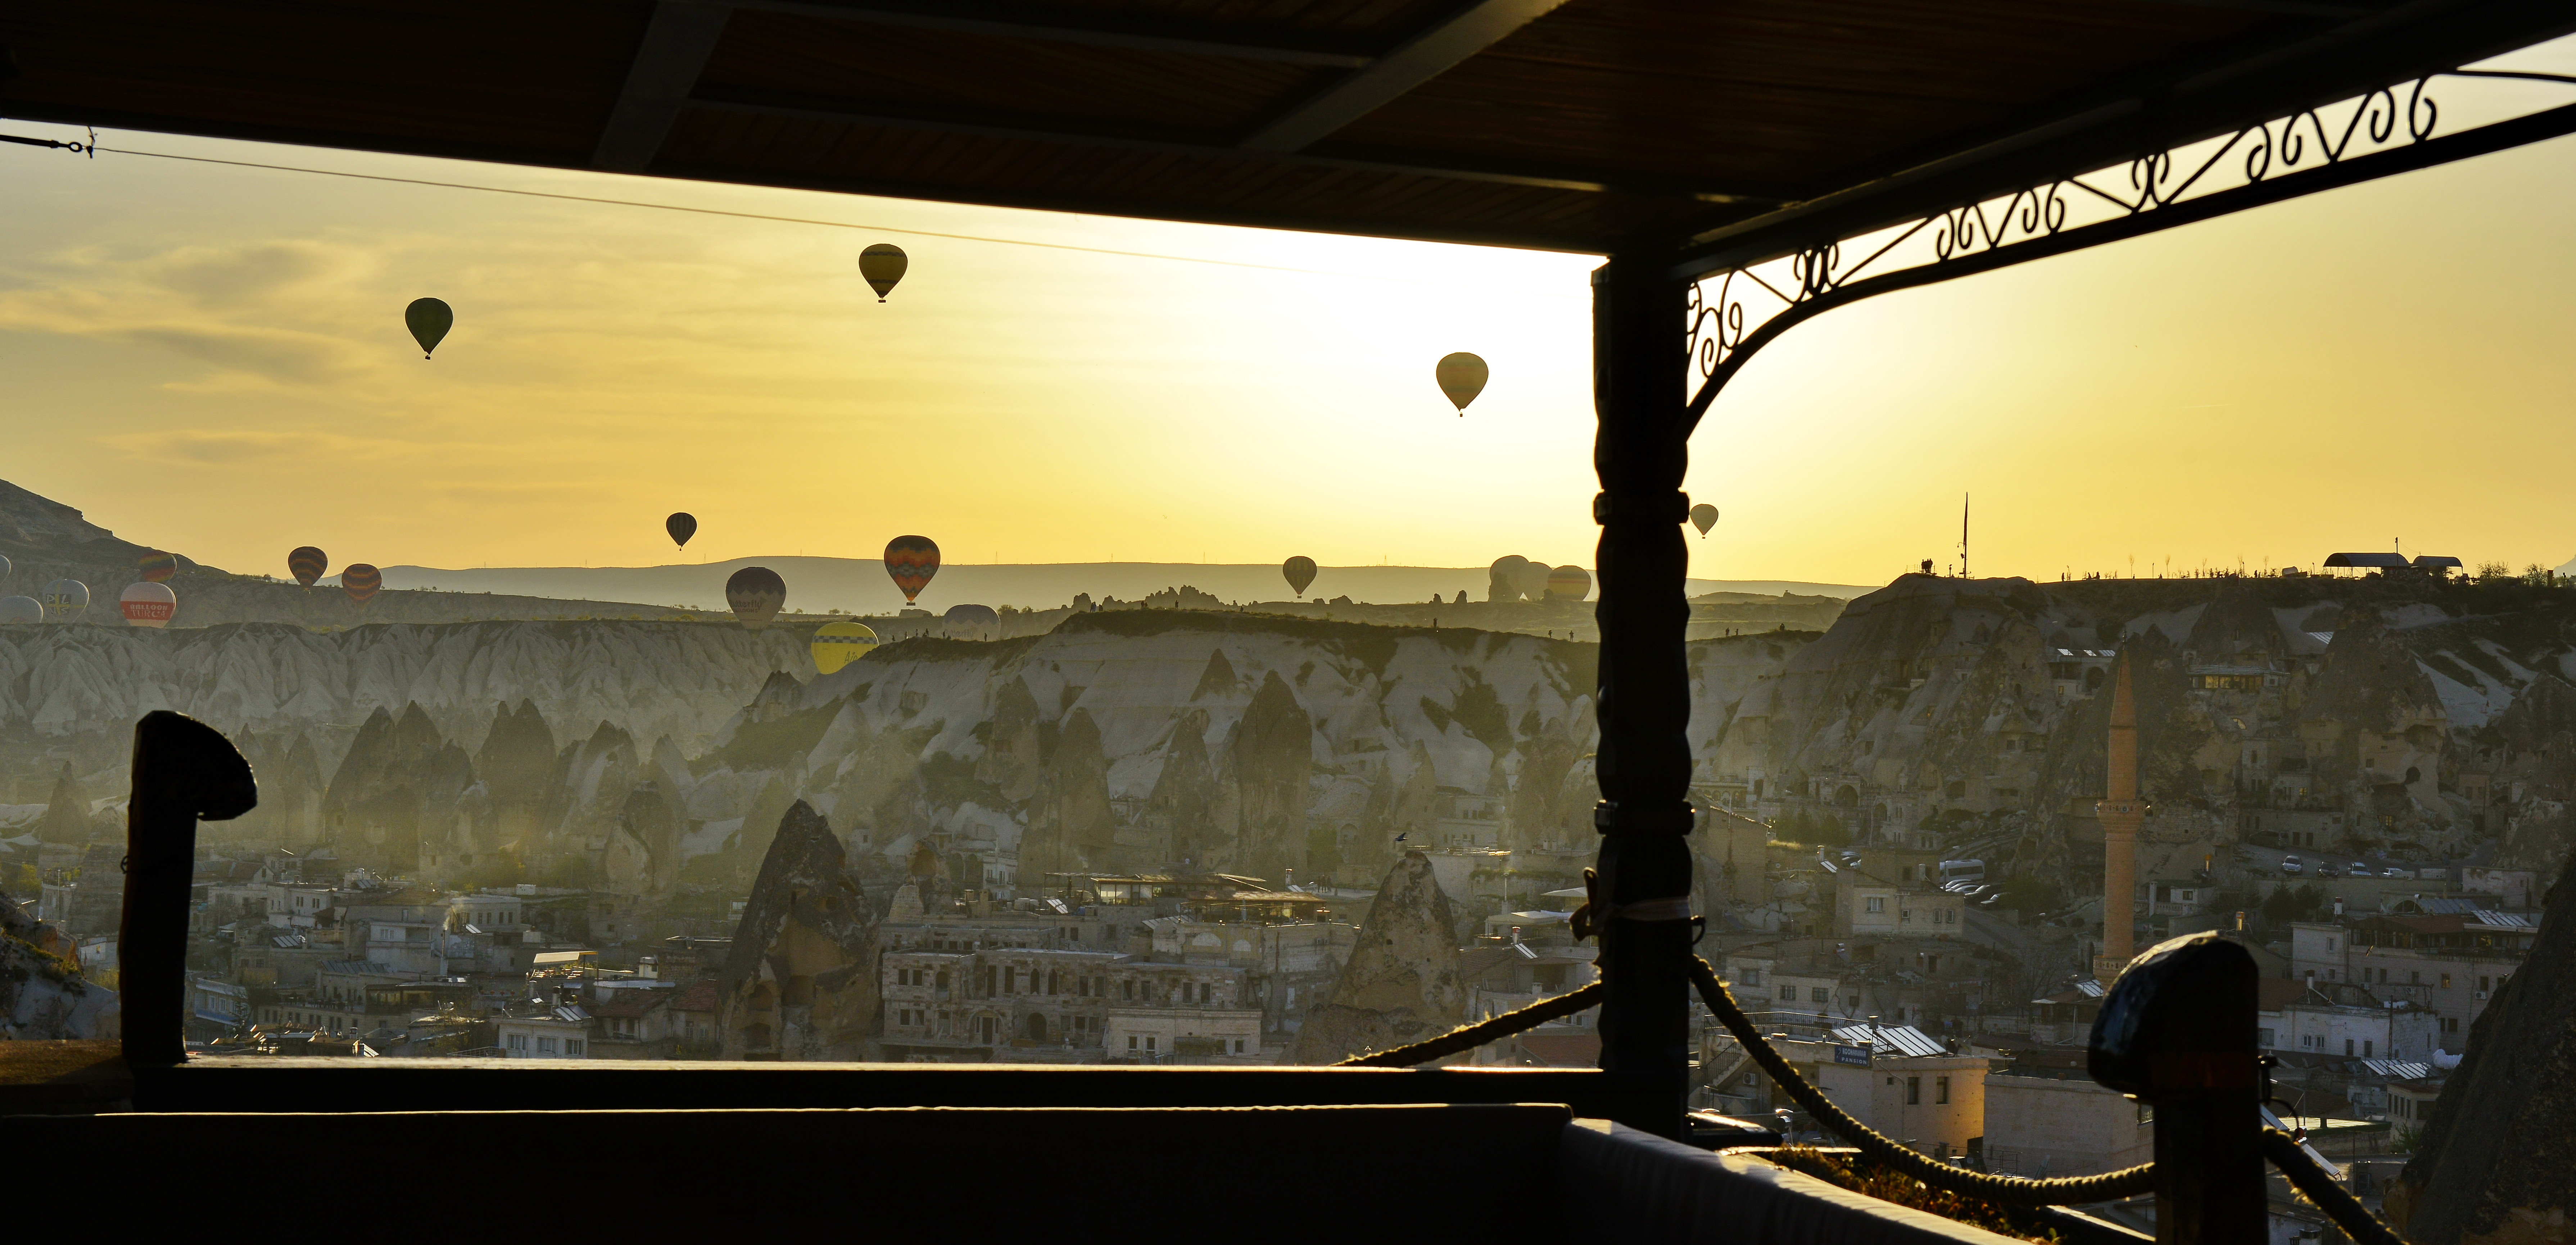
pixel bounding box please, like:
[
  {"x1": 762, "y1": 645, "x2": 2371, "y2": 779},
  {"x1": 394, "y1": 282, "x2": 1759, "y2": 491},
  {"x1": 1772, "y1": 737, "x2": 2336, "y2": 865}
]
[{"x1": 2095, "y1": 653, "x2": 2143, "y2": 980}]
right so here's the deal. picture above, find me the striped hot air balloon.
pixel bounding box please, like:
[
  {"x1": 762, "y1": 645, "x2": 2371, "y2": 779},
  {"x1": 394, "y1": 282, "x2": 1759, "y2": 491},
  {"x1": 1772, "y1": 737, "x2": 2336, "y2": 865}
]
[
  {"x1": 137, "y1": 549, "x2": 178, "y2": 583},
  {"x1": 1282, "y1": 556, "x2": 1317, "y2": 599},
  {"x1": 341, "y1": 563, "x2": 382, "y2": 605},
  {"x1": 121, "y1": 581, "x2": 176, "y2": 628},
  {"x1": 288, "y1": 546, "x2": 328, "y2": 588},
  {"x1": 726, "y1": 566, "x2": 787, "y2": 629},
  {"x1": 884, "y1": 536, "x2": 940, "y2": 604},
  {"x1": 1545, "y1": 565, "x2": 1592, "y2": 601},
  {"x1": 810, "y1": 621, "x2": 878, "y2": 673}
]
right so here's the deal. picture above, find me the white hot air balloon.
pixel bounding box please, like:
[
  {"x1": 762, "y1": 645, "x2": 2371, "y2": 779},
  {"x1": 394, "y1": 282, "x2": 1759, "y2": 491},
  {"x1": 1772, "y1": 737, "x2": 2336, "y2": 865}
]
[
  {"x1": 0, "y1": 596, "x2": 41, "y2": 624},
  {"x1": 40, "y1": 578, "x2": 89, "y2": 622},
  {"x1": 121, "y1": 581, "x2": 177, "y2": 628}
]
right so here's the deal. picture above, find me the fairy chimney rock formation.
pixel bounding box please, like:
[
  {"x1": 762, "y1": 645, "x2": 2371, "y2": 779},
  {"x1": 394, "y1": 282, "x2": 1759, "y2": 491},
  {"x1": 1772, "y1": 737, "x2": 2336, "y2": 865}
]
[
  {"x1": 1289, "y1": 850, "x2": 1466, "y2": 1063},
  {"x1": 715, "y1": 800, "x2": 881, "y2": 1060}
]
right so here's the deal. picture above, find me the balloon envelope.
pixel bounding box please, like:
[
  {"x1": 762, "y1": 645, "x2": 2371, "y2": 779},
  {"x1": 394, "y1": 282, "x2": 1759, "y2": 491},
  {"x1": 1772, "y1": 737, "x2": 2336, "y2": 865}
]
[
  {"x1": 1515, "y1": 560, "x2": 1552, "y2": 601},
  {"x1": 943, "y1": 603, "x2": 998, "y2": 637},
  {"x1": 1435, "y1": 352, "x2": 1489, "y2": 414},
  {"x1": 288, "y1": 546, "x2": 328, "y2": 588},
  {"x1": 1282, "y1": 556, "x2": 1317, "y2": 598},
  {"x1": 405, "y1": 297, "x2": 453, "y2": 358},
  {"x1": 121, "y1": 581, "x2": 176, "y2": 628},
  {"x1": 0, "y1": 553, "x2": 10, "y2": 580},
  {"x1": 341, "y1": 564, "x2": 382, "y2": 605},
  {"x1": 859, "y1": 244, "x2": 909, "y2": 301},
  {"x1": 666, "y1": 512, "x2": 697, "y2": 549},
  {"x1": 884, "y1": 536, "x2": 940, "y2": 603},
  {"x1": 726, "y1": 566, "x2": 787, "y2": 629},
  {"x1": 0, "y1": 596, "x2": 41, "y2": 624},
  {"x1": 40, "y1": 578, "x2": 89, "y2": 621},
  {"x1": 810, "y1": 621, "x2": 879, "y2": 673},
  {"x1": 137, "y1": 549, "x2": 178, "y2": 583},
  {"x1": 1489, "y1": 555, "x2": 1530, "y2": 601},
  {"x1": 1690, "y1": 504, "x2": 1719, "y2": 536},
  {"x1": 1545, "y1": 565, "x2": 1593, "y2": 601}
]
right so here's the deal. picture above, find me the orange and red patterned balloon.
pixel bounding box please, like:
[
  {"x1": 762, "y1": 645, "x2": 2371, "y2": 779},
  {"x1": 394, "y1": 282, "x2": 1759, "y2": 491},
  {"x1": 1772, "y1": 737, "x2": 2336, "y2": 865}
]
[
  {"x1": 884, "y1": 535, "x2": 940, "y2": 604},
  {"x1": 288, "y1": 546, "x2": 328, "y2": 588},
  {"x1": 342, "y1": 563, "x2": 382, "y2": 605},
  {"x1": 137, "y1": 550, "x2": 178, "y2": 583}
]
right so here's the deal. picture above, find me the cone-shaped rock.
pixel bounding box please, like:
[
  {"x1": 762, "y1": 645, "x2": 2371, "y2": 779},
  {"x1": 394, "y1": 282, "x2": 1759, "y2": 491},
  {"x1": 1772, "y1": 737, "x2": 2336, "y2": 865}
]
[
  {"x1": 1289, "y1": 850, "x2": 1465, "y2": 1063},
  {"x1": 715, "y1": 800, "x2": 880, "y2": 1060}
]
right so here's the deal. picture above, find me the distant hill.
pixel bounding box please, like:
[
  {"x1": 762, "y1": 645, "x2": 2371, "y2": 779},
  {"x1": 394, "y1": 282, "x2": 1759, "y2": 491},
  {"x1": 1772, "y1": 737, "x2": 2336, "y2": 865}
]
[{"x1": 378, "y1": 560, "x2": 1877, "y2": 614}]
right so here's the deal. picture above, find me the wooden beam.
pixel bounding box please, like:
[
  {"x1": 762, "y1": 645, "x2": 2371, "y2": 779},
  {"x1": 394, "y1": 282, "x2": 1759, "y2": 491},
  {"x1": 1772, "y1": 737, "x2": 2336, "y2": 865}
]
[
  {"x1": 593, "y1": 0, "x2": 734, "y2": 173},
  {"x1": 1238, "y1": 0, "x2": 1573, "y2": 153},
  {"x1": 727, "y1": 0, "x2": 1375, "y2": 68}
]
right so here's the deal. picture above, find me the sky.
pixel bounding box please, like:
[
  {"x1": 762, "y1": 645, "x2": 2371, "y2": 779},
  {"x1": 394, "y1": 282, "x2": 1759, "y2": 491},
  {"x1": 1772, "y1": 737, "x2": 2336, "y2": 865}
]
[{"x1": 3, "y1": 44, "x2": 2575, "y2": 589}]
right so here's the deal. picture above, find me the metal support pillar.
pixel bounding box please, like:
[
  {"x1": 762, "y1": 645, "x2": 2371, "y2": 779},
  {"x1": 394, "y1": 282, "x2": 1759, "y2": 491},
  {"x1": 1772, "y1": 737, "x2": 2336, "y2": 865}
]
[
  {"x1": 1589, "y1": 256, "x2": 1695, "y2": 1138},
  {"x1": 2090, "y1": 932, "x2": 2264, "y2": 1244},
  {"x1": 119, "y1": 710, "x2": 258, "y2": 1069}
]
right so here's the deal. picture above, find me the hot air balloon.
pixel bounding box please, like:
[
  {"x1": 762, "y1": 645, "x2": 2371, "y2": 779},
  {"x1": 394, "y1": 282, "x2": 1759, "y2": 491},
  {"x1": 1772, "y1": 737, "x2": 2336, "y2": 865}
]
[
  {"x1": 288, "y1": 546, "x2": 329, "y2": 588},
  {"x1": 341, "y1": 564, "x2": 382, "y2": 605},
  {"x1": 1545, "y1": 565, "x2": 1592, "y2": 601},
  {"x1": 1435, "y1": 352, "x2": 1489, "y2": 416},
  {"x1": 0, "y1": 553, "x2": 13, "y2": 582},
  {"x1": 810, "y1": 621, "x2": 879, "y2": 674},
  {"x1": 1282, "y1": 556, "x2": 1317, "y2": 599},
  {"x1": 666, "y1": 512, "x2": 697, "y2": 550},
  {"x1": 943, "y1": 603, "x2": 999, "y2": 638},
  {"x1": 884, "y1": 536, "x2": 940, "y2": 604},
  {"x1": 40, "y1": 578, "x2": 89, "y2": 622},
  {"x1": 1690, "y1": 504, "x2": 1719, "y2": 536},
  {"x1": 859, "y1": 244, "x2": 909, "y2": 301},
  {"x1": 405, "y1": 297, "x2": 453, "y2": 358},
  {"x1": 1515, "y1": 560, "x2": 1552, "y2": 602},
  {"x1": 0, "y1": 596, "x2": 40, "y2": 624},
  {"x1": 726, "y1": 566, "x2": 787, "y2": 629},
  {"x1": 1489, "y1": 555, "x2": 1530, "y2": 601},
  {"x1": 121, "y1": 581, "x2": 177, "y2": 628},
  {"x1": 137, "y1": 549, "x2": 178, "y2": 583}
]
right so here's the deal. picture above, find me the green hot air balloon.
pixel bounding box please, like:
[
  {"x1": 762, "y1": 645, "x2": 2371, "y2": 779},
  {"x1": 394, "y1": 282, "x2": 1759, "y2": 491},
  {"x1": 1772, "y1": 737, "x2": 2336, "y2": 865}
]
[
  {"x1": 1690, "y1": 504, "x2": 1719, "y2": 536},
  {"x1": 1282, "y1": 556, "x2": 1317, "y2": 599},
  {"x1": 667, "y1": 512, "x2": 697, "y2": 550},
  {"x1": 406, "y1": 297, "x2": 454, "y2": 358},
  {"x1": 859, "y1": 244, "x2": 909, "y2": 302}
]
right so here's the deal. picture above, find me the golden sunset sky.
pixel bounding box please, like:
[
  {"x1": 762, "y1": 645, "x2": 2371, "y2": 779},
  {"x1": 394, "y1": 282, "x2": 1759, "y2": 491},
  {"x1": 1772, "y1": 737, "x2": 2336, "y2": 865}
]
[{"x1": 4, "y1": 45, "x2": 2575, "y2": 588}]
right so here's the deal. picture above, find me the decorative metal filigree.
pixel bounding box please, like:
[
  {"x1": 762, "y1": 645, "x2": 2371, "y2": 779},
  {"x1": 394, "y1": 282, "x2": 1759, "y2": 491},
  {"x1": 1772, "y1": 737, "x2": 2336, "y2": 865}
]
[{"x1": 1684, "y1": 70, "x2": 2573, "y2": 421}]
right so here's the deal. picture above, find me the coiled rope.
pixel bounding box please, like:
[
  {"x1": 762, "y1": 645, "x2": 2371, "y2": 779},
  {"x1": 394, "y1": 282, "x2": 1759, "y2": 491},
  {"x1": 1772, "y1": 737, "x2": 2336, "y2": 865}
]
[{"x1": 2263, "y1": 1127, "x2": 2406, "y2": 1245}]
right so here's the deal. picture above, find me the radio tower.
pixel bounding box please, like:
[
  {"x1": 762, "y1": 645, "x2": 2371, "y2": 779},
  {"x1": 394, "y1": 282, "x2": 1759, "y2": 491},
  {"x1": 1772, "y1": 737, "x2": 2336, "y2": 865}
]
[{"x1": 1959, "y1": 493, "x2": 1970, "y2": 579}]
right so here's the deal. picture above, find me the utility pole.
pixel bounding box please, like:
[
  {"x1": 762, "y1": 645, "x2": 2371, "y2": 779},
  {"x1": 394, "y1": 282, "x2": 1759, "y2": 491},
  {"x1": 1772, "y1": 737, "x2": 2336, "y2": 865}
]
[{"x1": 1959, "y1": 493, "x2": 1970, "y2": 579}]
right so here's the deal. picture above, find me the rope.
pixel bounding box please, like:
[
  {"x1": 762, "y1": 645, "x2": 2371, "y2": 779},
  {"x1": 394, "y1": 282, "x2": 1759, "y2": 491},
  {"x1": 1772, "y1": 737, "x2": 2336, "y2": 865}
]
[
  {"x1": 2262, "y1": 1127, "x2": 2407, "y2": 1245},
  {"x1": 1685, "y1": 955, "x2": 2158, "y2": 1205},
  {"x1": 1335, "y1": 981, "x2": 1606, "y2": 1067}
]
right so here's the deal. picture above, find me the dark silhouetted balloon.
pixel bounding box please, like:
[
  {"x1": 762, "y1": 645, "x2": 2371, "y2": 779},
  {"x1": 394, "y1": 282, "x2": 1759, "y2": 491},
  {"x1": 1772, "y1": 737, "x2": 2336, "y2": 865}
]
[
  {"x1": 1690, "y1": 504, "x2": 1719, "y2": 536},
  {"x1": 288, "y1": 546, "x2": 328, "y2": 588},
  {"x1": 859, "y1": 244, "x2": 909, "y2": 301},
  {"x1": 1489, "y1": 555, "x2": 1530, "y2": 601},
  {"x1": 137, "y1": 549, "x2": 177, "y2": 583},
  {"x1": 1545, "y1": 565, "x2": 1592, "y2": 601},
  {"x1": 405, "y1": 298, "x2": 453, "y2": 358},
  {"x1": 1282, "y1": 556, "x2": 1317, "y2": 598},
  {"x1": 726, "y1": 566, "x2": 787, "y2": 629},
  {"x1": 667, "y1": 512, "x2": 697, "y2": 549},
  {"x1": 943, "y1": 603, "x2": 998, "y2": 637},
  {"x1": 341, "y1": 564, "x2": 382, "y2": 605},
  {"x1": 40, "y1": 578, "x2": 89, "y2": 621},
  {"x1": 884, "y1": 536, "x2": 940, "y2": 604},
  {"x1": 1435, "y1": 352, "x2": 1489, "y2": 415},
  {"x1": 1515, "y1": 560, "x2": 1552, "y2": 601},
  {"x1": 121, "y1": 581, "x2": 176, "y2": 628}
]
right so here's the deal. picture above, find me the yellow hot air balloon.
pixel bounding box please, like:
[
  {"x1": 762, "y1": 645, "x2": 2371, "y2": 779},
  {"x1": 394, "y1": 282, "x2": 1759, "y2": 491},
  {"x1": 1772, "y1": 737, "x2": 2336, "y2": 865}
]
[
  {"x1": 1435, "y1": 352, "x2": 1488, "y2": 415},
  {"x1": 859, "y1": 244, "x2": 909, "y2": 302},
  {"x1": 811, "y1": 621, "x2": 880, "y2": 674}
]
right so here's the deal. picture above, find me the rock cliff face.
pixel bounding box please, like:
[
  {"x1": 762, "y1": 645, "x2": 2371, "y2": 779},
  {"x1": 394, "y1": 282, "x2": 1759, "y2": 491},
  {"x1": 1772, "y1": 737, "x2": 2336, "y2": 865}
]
[
  {"x1": 1, "y1": 884, "x2": 117, "y2": 1040},
  {"x1": 715, "y1": 800, "x2": 880, "y2": 1060},
  {"x1": 1289, "y1": 851, "x2": 1467, "y2": 1062},
  {"x1": 2390, "y1": 854, "x2": 2576, "y2": 1242}
]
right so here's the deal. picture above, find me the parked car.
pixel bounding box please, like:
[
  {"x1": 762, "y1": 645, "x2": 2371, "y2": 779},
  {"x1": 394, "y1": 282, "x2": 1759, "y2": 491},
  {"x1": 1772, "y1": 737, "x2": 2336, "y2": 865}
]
[
  {"x1": 2315, "y1": 862, "x2": 2342, "y2": 879},
  {"x1": 2350, "y1": 862, "x2": 2371, "y2": 877},
  {"x1": 2280, "y1": 855, "x2": 2304, "y2": 875},
  {"x1": 2382, "y1": 865, "x2": 2408, "y2": 878}
]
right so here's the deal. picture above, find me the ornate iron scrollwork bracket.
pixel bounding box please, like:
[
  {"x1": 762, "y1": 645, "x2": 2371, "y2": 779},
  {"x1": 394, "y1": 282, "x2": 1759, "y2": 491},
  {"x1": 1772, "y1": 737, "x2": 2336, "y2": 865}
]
[{"x1": 1682, "y1": 69, "x2": 2576, "y2": 429}]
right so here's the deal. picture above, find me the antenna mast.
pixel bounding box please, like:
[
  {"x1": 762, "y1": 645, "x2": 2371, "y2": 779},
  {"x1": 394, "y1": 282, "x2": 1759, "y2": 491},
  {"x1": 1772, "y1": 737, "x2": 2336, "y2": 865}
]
[{"x1": 1959, "y1": 493, "x2": 1970, "y2": 579}]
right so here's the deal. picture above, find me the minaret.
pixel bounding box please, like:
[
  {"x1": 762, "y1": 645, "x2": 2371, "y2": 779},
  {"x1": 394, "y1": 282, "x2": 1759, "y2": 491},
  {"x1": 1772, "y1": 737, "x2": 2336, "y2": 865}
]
[{"x1": 2095, "y1": 653, "x2": 2142, "y2": 980}]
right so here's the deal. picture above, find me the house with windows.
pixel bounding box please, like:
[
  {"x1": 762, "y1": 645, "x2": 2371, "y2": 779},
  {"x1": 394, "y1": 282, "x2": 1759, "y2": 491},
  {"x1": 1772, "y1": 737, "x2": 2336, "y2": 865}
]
[
  {"x1": 2265, "y1": 980, "x2": 2439, "y2": 1063},
  {"x1": 494, "y1": 1007, "x2": 590, "y2": 1059}
]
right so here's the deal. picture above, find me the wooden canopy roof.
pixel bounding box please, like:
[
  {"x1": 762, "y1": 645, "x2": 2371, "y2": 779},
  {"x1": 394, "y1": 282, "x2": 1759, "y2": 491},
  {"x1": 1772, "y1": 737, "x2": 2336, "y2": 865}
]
[{"x1": 1, "y1": 1, "x2": 2570, "y2": 258}]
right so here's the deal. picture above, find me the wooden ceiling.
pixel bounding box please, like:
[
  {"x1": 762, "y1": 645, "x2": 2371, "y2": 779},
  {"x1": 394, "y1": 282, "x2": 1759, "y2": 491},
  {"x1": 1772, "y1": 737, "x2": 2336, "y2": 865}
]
[{"x1": 1, "y1": 1, "x2": 2569, "y2": 256}]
